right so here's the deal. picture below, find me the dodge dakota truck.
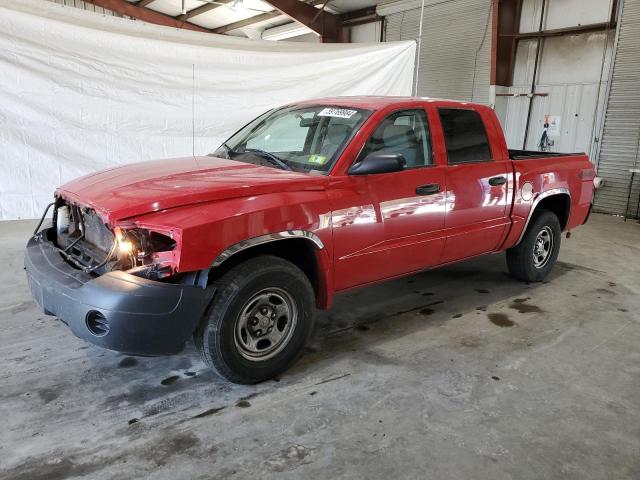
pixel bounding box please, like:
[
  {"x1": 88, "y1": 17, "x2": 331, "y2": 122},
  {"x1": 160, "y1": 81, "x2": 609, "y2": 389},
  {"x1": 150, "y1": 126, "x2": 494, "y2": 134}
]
[{"x1": 25, "y1": 97, "x2": 595, "y2": 383}]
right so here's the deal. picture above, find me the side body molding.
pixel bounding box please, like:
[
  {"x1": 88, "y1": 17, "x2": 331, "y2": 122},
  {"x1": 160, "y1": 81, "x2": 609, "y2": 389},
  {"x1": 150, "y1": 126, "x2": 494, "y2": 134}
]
[
  {"x1": 516, "y1": 187, "x2": 571, "y2": 245},
  {"x1": 211, "y1": 230, "x2": 325, "y2": 268}
]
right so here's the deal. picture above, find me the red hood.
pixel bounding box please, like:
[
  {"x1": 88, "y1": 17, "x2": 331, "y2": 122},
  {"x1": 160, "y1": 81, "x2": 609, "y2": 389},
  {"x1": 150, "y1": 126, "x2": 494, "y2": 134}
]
[{"x1": 57, "y1": 156, "x2": 327, "y2": 225}]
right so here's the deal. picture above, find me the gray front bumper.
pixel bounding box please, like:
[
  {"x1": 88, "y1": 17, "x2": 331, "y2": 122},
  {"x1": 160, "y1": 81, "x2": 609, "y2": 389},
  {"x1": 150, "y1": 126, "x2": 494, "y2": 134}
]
[{"x1": 24, "y1": 229, "x2": 211, "y2": 356}]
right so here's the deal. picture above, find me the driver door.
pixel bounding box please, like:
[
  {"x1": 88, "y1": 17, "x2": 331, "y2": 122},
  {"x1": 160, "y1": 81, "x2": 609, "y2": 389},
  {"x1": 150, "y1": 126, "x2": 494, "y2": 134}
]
[{"x1": 332, "y1": 108, "x2": 447, "y2": 290}]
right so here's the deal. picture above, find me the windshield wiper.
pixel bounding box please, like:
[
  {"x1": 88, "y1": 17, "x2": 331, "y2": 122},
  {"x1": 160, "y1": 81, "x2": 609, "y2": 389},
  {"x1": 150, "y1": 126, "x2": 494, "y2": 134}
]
[{"x1": 244, "y1": 148, "x2": 292, "y2": 171}]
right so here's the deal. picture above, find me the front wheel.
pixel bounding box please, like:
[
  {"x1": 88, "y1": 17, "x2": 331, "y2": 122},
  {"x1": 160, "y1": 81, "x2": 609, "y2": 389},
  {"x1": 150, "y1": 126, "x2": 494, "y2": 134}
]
[
  {"x1": 506, "y1": 210, "x2": 562, "y2": 282},
  {"x1": 195, "y1": 255, "x2": 315, "y2": 384}
]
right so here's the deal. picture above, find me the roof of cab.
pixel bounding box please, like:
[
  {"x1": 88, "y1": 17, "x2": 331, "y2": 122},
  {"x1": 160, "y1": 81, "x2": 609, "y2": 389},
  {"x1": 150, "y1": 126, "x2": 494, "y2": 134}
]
[{"x1": 294, "y1": 96, "x2": 488, "y2": 111}]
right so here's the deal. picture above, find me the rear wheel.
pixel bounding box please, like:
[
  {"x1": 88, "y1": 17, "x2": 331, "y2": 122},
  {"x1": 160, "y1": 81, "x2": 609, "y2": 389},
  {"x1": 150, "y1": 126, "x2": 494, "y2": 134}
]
[
  {"x1": 506, "y1": 210, "x2": 561, "y2": 282},
  {"x1": 195, "y1": 255, "x2": 315, "y2": 384}
]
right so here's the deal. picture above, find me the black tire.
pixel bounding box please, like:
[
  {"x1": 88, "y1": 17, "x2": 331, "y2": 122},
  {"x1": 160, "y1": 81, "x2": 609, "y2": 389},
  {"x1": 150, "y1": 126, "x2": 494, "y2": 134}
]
[
  {"x1": 506, "y1": 209, "x2": 562, "y2": 282},
  {"x1": 195, "y1": 255, "x2": 315, "y2": 384}
]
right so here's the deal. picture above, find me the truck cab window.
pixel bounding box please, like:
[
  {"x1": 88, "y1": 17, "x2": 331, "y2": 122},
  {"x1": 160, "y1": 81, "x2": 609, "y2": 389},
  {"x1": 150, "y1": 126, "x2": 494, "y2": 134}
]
[
  {"x1": 439, "y1": 108, "x2": 492, "y2": 164},
  {"x1": 359, "y1": 109, "x2": 432, "y2": 168},
  {"x1": 247, "y1": 113, "x2": 309, "y2": 152},
  {"x1": 215, "y1": 106, "x2": 370, "y2": 173}
]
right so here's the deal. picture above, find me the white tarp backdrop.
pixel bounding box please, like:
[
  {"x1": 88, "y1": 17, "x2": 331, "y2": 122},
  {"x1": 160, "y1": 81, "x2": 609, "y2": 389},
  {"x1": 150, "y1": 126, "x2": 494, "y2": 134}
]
[{"x1": 0, "y1": 0, "x2": 416, "y2": 220}]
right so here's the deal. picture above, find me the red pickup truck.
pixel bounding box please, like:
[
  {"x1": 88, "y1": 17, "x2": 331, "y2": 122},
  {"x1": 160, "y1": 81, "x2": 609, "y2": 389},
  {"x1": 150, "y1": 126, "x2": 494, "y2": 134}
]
[{"x1": 25, "y1": 97, "x2": 595, "y2": 383}]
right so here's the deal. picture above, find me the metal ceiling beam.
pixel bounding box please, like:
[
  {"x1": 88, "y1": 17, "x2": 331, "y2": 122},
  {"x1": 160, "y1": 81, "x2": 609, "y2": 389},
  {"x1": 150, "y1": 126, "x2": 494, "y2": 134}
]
[
  {"x1": 135, "y1": 0, "x2": 157, "y2": 8},
  {"x1": 178, "y1": 0, "x2": 234, "y2": 21},
  {"x1": 340, "y1": 6, "x2": 380, "y2": 26},
  {"x1": 213, "y1": 5, "x2": 379, "y2": 36},
  {"x1": 211, "y1": 0, "x2": 322, "y2": 35},
  {"x1": 212, "y1": 11, "x2": 281, "y2": 34},
  {"x1": 213, "y1": 3, "x2": 378, "y2": 37},
  {"x1": 88, "y1": 0, "x2": 211, "y2": 32},
  {"x1": 262, "y1": 0, "x2": 345, "y2": 42}
]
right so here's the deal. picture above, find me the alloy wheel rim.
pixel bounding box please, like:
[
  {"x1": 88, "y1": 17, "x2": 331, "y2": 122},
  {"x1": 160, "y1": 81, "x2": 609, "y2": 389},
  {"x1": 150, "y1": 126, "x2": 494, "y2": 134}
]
[
  {"x1": 234, "y1": 288, "x2": 298, "y2": 361},
  {"x1": 533, "y1": 226, "x2": 554, "y2": 269}
]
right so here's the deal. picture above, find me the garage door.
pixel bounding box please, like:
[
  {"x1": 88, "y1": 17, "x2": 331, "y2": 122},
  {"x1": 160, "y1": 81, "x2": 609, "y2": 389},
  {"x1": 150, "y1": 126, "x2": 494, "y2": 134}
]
[
  {"x1": 381, "y1": 0, "x2": 492, "y2": 103},
  {"x1": 595, "y1": 0, "x2": 640, "y2": 217}
]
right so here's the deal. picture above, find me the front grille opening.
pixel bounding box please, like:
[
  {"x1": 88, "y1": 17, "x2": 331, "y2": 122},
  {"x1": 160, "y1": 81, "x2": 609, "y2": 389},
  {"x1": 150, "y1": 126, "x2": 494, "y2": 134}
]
[
  {"x1": 86, "y1": 310, "x2": 109, "y2": 337},
  {"x1": 53, "y1": 200, "x2": 117, "y2": 274}
]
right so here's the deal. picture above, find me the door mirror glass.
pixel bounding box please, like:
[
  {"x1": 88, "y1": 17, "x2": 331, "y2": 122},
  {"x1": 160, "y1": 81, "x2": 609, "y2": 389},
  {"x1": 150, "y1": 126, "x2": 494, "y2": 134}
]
[{"x1": 348, "y1": 153, "x2": 406, "y2": 175}]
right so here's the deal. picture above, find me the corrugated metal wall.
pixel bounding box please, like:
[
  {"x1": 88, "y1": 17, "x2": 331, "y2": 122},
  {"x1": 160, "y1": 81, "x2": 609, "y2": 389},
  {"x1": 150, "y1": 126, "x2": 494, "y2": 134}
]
[
  {"x1": 594, "y1": 0, "x2": 640, "y2": 217},
  {"x1": 47, "y1": 0, "x2": 123, "y2": 17},
  {"x1": 384, "y1": 0, "x2": 492, "y2": 103}
]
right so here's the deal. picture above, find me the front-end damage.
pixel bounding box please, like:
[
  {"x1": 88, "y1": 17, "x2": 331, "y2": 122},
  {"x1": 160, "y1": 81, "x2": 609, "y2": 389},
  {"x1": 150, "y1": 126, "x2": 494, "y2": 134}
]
[
  {"x1": 24, "y1": 196, "x2": 212, "y2": 356},
  {"x1": 47, "y1": 196, "x2": 183, "y2": 282}
]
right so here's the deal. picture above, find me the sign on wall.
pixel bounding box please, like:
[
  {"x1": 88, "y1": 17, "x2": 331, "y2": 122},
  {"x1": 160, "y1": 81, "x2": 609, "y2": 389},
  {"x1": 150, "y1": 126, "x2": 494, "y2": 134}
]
[{"x1": 545, "y1": 115, "x2": 562, "y2": 137}]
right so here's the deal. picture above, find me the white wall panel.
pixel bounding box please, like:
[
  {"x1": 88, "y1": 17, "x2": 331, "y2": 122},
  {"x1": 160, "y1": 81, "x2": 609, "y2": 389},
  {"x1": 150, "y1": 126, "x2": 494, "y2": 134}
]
[
  {"x1": 525, "y1": 83, "x2": 601, "y2": 152},
  {"x1": 494, "y1": 86, "x2": 531, "y2": 149},
  {"x1": 350, "y1": 21, "x2": 382, "y2": 43},
  {"x1": 547, "y1": 0, "x2": 611, "y2": 30},
  {"x1": 538, "y1": 33, "x2": 611, "y2": 84},
  {"x1": 520, "y1": 0, "x2": 611, "y2": 32},
  {"x1": 512, "y1": 39, "x2": 537, "y2": 86},
  {"x1": 519, "y1": 0, "x2": 544, "y2": 33},
  {"x1": 497, "y1": 30, "x2": 612, "y2": 158}
]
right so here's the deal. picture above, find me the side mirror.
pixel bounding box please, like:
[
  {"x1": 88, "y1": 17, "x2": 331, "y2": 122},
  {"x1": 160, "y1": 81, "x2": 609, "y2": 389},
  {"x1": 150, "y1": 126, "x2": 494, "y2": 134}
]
[{"x1": 348, "y1": 153, "x2": 406, "y2": 175}]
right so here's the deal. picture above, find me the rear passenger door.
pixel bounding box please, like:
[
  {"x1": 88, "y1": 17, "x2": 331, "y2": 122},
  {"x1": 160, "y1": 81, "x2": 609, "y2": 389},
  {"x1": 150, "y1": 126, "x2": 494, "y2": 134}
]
[{"x1": 437, "y1": 108, "x2": 511, "y2": 263}]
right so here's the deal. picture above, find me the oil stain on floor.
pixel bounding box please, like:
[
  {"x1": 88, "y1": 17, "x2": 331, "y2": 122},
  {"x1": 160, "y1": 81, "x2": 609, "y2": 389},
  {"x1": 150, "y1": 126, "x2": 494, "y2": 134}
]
[
  {"x1": 509, "y1": 299, "x2": 543, "y2": 314},
  {"x1": 118, "y1": 357, "x2": 138, "y2": 368},
  {"x1": 488, "y1": 313, "x2": 515, "y2": 327},
  {"x1": 160, "y1": 376, "x2": 180, "y2": 386}
]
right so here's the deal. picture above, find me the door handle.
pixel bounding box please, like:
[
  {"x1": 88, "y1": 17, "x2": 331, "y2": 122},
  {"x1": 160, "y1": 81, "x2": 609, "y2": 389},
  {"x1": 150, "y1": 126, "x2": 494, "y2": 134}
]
[
  {"x1": 416, "y1": 183, "x2": 440, "y2": 195},
  {"x1": 489, "y1": 176, "x2": 507, "y2": 186}
]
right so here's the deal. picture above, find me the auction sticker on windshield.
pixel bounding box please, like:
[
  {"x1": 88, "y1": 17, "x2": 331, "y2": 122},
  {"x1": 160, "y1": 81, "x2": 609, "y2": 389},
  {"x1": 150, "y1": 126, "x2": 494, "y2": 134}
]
[{"x1": 318, "y1": 108, "x2": 357, "y2": 119}]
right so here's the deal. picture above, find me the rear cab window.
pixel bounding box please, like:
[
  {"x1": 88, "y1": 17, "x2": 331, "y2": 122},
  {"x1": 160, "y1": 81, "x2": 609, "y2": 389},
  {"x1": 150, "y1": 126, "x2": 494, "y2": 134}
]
[{"x1": 438, "y1": 108, "x2": 492, "y2": 164}]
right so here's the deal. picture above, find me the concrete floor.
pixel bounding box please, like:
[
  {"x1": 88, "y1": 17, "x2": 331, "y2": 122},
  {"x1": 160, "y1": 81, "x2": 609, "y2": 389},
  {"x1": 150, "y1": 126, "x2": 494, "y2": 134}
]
[{"x1": 1, "y1": 213, "x2": 639, "y2": 480}]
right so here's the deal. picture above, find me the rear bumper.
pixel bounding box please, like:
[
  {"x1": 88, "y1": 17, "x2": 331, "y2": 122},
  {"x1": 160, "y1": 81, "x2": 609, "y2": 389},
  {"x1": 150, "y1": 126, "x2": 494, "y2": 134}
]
[{"x1": 24, "y1": 229, "x2": 211, "y2": 356}]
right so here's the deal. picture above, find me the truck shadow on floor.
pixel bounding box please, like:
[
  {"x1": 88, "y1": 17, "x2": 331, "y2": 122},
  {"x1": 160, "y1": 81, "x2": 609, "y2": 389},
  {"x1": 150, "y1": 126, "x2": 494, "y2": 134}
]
[
  {"x1": 294, "y1": 254, "x2": 574, "y2": 374},
  {"x1": 87, "y1": 254, "x2": 584, "y2": 421}
]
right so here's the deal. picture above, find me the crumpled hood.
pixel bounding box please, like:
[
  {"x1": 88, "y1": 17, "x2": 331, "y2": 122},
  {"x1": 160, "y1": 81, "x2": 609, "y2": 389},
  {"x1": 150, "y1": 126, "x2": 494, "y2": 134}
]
[{"x1": 56, "y1": 156, "x2": 327, "y2": 224}]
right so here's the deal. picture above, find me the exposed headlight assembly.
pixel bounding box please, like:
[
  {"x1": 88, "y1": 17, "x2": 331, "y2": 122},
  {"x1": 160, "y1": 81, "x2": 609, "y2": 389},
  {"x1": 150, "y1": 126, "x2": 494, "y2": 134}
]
[{"x1": 113, "y1": 227, "x2": 177, "y2": 279}]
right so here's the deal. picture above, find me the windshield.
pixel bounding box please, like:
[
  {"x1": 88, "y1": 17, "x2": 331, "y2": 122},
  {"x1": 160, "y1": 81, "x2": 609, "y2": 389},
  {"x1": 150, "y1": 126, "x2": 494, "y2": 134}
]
[{"x1": 211, "y1": 105, "x2": 371, "y2": 174}]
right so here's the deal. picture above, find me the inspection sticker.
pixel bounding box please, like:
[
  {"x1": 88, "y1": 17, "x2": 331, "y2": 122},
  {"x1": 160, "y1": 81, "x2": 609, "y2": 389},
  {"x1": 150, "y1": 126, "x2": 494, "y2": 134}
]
[
  {"x1": 307, "y1": 154, "x2": 328, "y2": 165},
  {"x1": 318, "y1": 108, "x2": 357, "y2": 119}
]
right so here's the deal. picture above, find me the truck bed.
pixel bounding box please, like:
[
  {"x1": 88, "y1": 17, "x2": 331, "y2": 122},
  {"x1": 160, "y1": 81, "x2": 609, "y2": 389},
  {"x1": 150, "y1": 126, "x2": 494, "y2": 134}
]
[{"x1": 508, "y1": 149, "x2": 584, "y2": 160}]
